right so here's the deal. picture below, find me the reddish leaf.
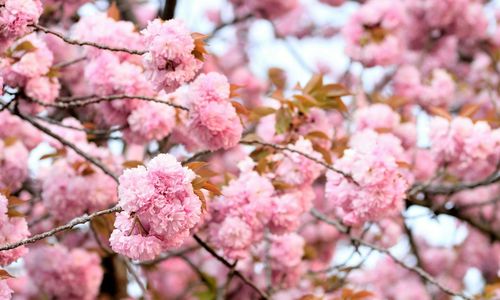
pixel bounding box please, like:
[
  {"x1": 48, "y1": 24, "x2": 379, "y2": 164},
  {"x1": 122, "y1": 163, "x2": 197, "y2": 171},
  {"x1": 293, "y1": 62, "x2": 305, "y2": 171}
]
[
  {"x1": 0, "y1": 269, "x2": 14, "y2": 280},
  {"x1": 268, "y1": 67, "x2": 287, "y2": 90},
  {"x1": 313, "y1": 143, "x2": 332, "y2": 164},
  {"x1": 3, "y1": 136, "x2": 17, "y2": 147},
  {"x1": 107, "y1": 2, "x2": 121, "y2": 20},
  {"x1": 122, "y1": 160, "x2": 144, "y2": 169},
  {"x1": 459, "y1": 103, "x2": 480, "y2": 118},
  {"x1": 231, "y1": 101, "x2": 250, "y2": 116},
  {"x1": 428, "y1": 106, "x2": 452, "y2": 121},
  {"x1": 201, "y1": 181, "x2": 221, "y2": 196}
]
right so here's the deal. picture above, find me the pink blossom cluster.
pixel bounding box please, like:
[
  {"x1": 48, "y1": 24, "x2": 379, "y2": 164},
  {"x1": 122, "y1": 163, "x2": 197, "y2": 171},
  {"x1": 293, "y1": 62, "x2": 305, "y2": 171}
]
[
  {"x1": 0, "y1": 280, "x2": 12, "y2": 300},
  {"x1": 430, "y1": 116, "x2": 500, "y2": 181},
  {"x1": 145, "y1": 257, "x2": 197, "y2": 298},
  {"x1": 267, "y1": 233, "x2": 305, "y2": 287},
  {"x1": 24, "y1": 245, "x2": 103, "y2": 300},
  {"x1": 72, "y1": 14, "x2": 143, "y2": 61},
  {"x1": 0, "y1": 193, "x2": 29, "y2": 266},
  {"x1": 325, "y1": 130, "x2": 409, "y2": 225},
  {"x1": 0, "y1": 138, "x2": 29, "y2": 192},
  {"x1": 342, "y1": 0, "x2": 407, "y2": 66},
  {"x1": 110, "y1": 154, "x2": 202, "y2": 260},
  {"x1": 0, "y1": 34, "x2": 60, "y2": 113},
  {"x1": 124, "y1": 93, "x2": 176, "y2": 144},
  {"x1": 0, "y1": 0, "x2": 42, "y2": 50},
  {"x1": 352, "y1": 257, "x2": 430, "y2": 299},
  {"x1": 84, "y1": 52, "x2": 154, "y2": 127},
  {"x1": 187, "y1": 72, "x2": 243, "y2": 151},
  {"x1": 40, "y1": 157, "x2": 118, "y2": 222},
  {"x1": 393, "y1": 65, "x2": 456, "y2": 108},
  {"x1": 141, "y1": 19, "x2": 203, "y2": 91},
  {"x1": 209, "y1": 167, "x2": 275, "y2": 259},
  {"x1": 229, "y1": 0, "x2": 298, "y2": 19}
]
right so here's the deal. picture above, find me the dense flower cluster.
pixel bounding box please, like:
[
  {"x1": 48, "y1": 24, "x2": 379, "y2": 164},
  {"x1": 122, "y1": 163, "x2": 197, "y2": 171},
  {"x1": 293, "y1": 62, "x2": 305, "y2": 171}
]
[
  {"x1": 142, "y1": 19, "x2": 202, "y2": 91},
  {"x1": 325, "y1": 130, "x2": 409, "y2": 225},
  {"x1": 209, "y1": 166, "x2": 275, "y2": 259},
  {"x1": 0, "y1": 138, "x2": 29, "y2": 192},
  {"x1": 229, "y1": 0, "x2": 298, "y2": 19},
  {"x1": 24, "y1": 245, "x2": 103, "y2": 300},
  {"x1": 393, "y1": 65, "x2": 456, "y2": 108},
  {"x1": 187, "y1": 72, "x2": 243, "y2": 151},
  {"x1": 342, "y1": 0, "x2": 407, "y2": 66},
  {"x1": 430, "y1": 116, "x2": 500, "y2": 181},
  {"x1": 0, "y1": 0, "x2": 42, "y2": 50},
  {"x1": 110, "y1": 154, "x2": 202, "y2": 260},
  {"x1": 0, "y1": 193, "x2": 29, "y2": 266}
]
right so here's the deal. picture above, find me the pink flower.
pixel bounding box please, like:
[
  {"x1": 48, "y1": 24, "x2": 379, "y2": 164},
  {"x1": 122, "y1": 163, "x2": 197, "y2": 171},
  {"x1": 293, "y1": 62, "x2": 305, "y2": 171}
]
[
  {"x1": 209, "y1": 168, "x2": 275, "y2": 259},
  {"x1": 269, "y1": 192, "x2": 303, "y2": 234},
  {"x1": 354, "y1": 104, "x2": 401, "y2": 131},
  {"x1": 24, "y1": 245, "x2": 103, "y2": 300},
  {"x1": 430, "y1": 117, "x2": 500, "y2": 181},
  {"x1": 230, "y1": 0, "x2": 299, "y2": 20},
  {"x1": 213, "y1": 216, "x2": 253, "y2": 259},
  {"x1": 342, "y1": 0, "x2": 407, "y2": 66},
  {"x1": 0, "y1": 138, "x2": 29, "y2": 192},
  {"x1": 268, "y1": 233, "x2": 305, "y2": 287},
  {"x1": 187, "y1": 73, "x2": 243, "y2": 151},
  {"x1": 72, "y1": 13, "x2": 143, "y2": 61},
  {"x1": 0, "y1": 280, "x2": 12, "y2": 299},
  {"x1": 84, "y1": 52, "x2": 154, "y2": 126},
  {"x1": 145, "y1": 257, "x2": 197, "y2": 299},
  {"x1": 41, "y1": 158, "x2": 118, "y2": 222},
  {"x1": 125, "y1": 99, "x2": 176, "y2": 143},
  {"x1": 0, "y1": 111, "x2": 41, "y2": 150},
  {"x1": 142, "y1": 19, "x2": 202, "y2": 91},
  {"x1": 111, "y1": 154, "x2": 202, "y2": 260},
  {"x1": 9, "y1": 34, "x2": 54, "y2": 80},
  {"x1": 25, "y1": 76, "x2": 60, "y2": 104},
  {"x1": 325, "y1": 130, "x2": 409, "y2": 225},
  {"x1": 319, "y1": 0, "x2": 345, "y2": 6},
  {"x1": 0, "y1": 193, "x2": 29, "y2": 266},
  {"x1": 0, "y1": 0, "x2": 42, "y2": 47}
]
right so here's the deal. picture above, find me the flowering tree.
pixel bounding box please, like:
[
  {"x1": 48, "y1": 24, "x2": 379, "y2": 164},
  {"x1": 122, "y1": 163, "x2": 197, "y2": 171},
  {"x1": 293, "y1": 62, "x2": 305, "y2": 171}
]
[{"x1": 0, "y1": 0, "x2": 499, "y2": 299}]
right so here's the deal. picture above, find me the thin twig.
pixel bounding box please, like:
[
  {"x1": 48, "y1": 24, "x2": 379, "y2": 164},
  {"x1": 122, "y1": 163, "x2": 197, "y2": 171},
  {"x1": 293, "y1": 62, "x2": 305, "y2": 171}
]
[
  {"x1": 0, "y1": 206, "x2": 122, "y2": 251},
  {"x1": 32, "y1": 24, "x2": 147, "y2": 55},
  {"x1": 310, "y1": 208, "x2": 473, "y2": 300},
  {"x1": 54, "y1": 56, "x2": 87, "y2": 68},
  {"x1": 31, "y1": 94, "x2": 189, "y2": 111},
  {"x1": 240, "y1": 140, "x2": 356, "y2": 182},
  {"x1": 422, "y1": 170, "x2": 500, "y2": 195},
  {"x1": 123, "y1": 258, "x2": 148, "y2": 295},
  {"x1": 14, "y1": 111, "x2": 119, "y2": 181},
  {"x1": 193, "y1": 234, "x2": 269, "y2": 299}
]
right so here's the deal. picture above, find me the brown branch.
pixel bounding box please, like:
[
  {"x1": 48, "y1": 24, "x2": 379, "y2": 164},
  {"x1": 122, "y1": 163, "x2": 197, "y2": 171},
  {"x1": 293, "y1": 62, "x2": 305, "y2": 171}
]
[
  {"x1": 193, "y1": 234, "x2": 269, "y2": 299},
  {"x1": 30, "y1": 94, "x2": 188, "y2": 111},
  {"x1": 240, "y1": 140, "x2": 356, "y2": 183},
  {"x1": 54, "y1": 56, "x2": 87, "y2": 69},
  {"x1": 422, "y1": 171, "x2": 500, "y2": 195},
  {"x1": 310, "y1": 208, "x2": 473, "y2": 300},
  {"x1": 14, "y1": 111, "x2": 119, "y2": 181},
  {"x1": 0, "y1": 206, "x2": 122, "y2": 251},
  {"x1": 406, "y1": 197, "x2": 500, "y2": 241},
  {"x1": 32, "y1": 24, "x2": 147, "y2": 55},
  {"x1": 162, "y1": 0, "x2": 177, "y2": 20}
]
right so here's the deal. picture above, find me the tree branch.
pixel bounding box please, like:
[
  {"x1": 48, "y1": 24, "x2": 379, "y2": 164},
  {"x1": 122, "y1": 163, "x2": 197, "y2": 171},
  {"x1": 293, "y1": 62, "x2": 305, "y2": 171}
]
[
  {"x1": 32, "y1": 24, "x2": 147, "y2": 55},
  {"x1": 310, "y1": 208, "x2": 473, "y2": 300},
  {"x1": 14, "y1": 110, "x2": 119, "y2": 181},
  {"x1": 240, "y1": 140, "x2": 356, "y2": 183},
  {"x1": 30, "y1": 94, "x2": 188, "y2": 111},
  {"x1": 193, "y1": 234, "x2": 269, "y2": 299},
  {"x1": 162, "y1": 0, "x2": 177, "y2": 20},
  {"x1": 0, "y1": 206, "x2": 122, "y2": 251}
]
